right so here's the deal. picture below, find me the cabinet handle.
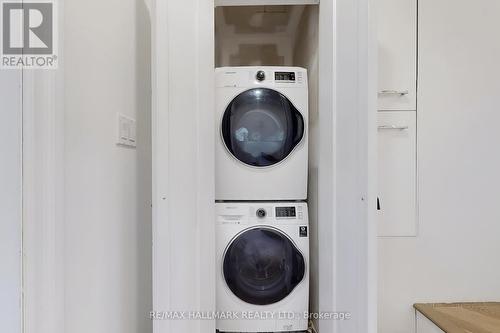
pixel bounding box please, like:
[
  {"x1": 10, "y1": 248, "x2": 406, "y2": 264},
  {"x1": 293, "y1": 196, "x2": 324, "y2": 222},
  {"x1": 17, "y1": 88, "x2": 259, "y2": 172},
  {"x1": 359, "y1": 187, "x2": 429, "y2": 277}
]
[
  {"x1": 378, "y1": 125, "x2": 409, "y2": 131},
  {"x1": 378, "y1": 90, "x2": 409, "y2": 96}
]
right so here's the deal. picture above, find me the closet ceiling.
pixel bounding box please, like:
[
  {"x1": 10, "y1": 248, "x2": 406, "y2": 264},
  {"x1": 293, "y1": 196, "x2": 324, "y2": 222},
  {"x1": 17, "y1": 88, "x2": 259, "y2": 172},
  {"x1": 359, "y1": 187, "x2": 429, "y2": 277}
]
[{"x1": 216, "y1": 5, "x2": 305, "y2": 35}]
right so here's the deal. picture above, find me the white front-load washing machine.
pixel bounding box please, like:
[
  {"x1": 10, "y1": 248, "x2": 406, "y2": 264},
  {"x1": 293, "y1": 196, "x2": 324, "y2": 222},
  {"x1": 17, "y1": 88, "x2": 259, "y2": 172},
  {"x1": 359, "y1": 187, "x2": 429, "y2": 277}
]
[
  {"x1": 215, "y1": 67, "x2": 309, "y2": 201},
  {"x1": 216, "y1": 202, "x2": 309, "y2": 333}
]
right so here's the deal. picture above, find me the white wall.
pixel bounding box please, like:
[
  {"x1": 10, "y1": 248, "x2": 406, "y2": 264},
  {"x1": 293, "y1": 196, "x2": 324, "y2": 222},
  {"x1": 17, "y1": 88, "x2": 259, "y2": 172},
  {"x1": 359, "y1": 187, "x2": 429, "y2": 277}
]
[
  {"x1": 378, "y1": 0, "x2": 500, "y2": 332},
  {"x1": 0, "y1": 70, "x2": 22, "y2": 333},
  {"x1": 64, "y1": 0, "x2": 152, "y2": 332}
]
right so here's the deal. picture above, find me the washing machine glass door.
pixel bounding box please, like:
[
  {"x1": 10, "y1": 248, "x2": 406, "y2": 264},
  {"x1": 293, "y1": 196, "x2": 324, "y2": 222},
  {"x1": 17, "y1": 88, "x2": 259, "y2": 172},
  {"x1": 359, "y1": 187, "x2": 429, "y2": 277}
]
[
  {"x1": 221, "y1": 88, "x2": 304, "y2": 167},
  {"x1": 223, "y1": 227, "x2": 305, "y2": 305}
]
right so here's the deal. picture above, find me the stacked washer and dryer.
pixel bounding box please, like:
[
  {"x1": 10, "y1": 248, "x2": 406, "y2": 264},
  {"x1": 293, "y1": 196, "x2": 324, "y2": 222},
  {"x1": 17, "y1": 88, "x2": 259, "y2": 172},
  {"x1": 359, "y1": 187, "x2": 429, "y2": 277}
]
[{"x1": 215, "y1": 67, "x2": 310, "y2": 333}]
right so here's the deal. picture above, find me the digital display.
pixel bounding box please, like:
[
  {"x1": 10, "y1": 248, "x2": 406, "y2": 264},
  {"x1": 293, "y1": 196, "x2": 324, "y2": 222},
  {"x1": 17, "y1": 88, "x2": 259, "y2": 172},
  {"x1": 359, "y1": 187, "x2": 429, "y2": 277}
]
[
  {"x1": 275, "y1": 72, "x2": 296, "y2": 82},
  {"x1": 276, "y1": 207, "x2": 296, "y2": 218}
]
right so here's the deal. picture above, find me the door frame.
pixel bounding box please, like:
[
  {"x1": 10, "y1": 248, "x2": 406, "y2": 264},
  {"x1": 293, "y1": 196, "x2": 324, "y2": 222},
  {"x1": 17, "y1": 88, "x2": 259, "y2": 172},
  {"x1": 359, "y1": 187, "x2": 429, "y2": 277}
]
[
  {"x1": 151, "y1": 1, "x2": 377, "y2": 333},
  {"x1": 0, "y1": 67, "x2": 23, "y2": 333},
  {"x1": 20, "y1": 1, "x2": 66, "y2": 332},
  {"x1": 22, "y1": 69, "x2": 65, "y2": 333},
  {"x1": 0, "y1": 13, "x2": 65, "y2": 333}
]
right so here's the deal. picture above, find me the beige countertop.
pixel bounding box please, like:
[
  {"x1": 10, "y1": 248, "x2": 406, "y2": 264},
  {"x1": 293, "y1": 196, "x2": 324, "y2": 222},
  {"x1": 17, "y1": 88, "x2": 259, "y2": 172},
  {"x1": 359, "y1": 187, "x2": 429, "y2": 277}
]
[{"x1": 414, "y1": 303, "x2": 500, "y2": 333}]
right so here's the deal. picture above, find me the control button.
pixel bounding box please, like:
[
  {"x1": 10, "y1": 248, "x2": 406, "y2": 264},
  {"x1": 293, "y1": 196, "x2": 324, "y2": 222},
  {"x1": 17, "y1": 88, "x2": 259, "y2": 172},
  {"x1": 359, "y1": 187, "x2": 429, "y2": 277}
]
[
  {"x1": 256, "y1": 71, "x2": 266, "y2": 81},
  {"x1": 256, "y1": 208, "x2": 267, "y2": 218},
  {"x1": 298, "y1": 212, "x2": 303, "y2": 219}
]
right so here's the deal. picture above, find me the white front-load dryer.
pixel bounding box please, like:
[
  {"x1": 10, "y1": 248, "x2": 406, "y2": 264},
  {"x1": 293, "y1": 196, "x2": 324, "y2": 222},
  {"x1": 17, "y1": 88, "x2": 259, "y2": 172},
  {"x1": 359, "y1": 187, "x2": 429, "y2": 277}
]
[
  {"x1": 216, "y1": 202, "x2": 309, "y2": 333},
  {"x1": 215, "y1": 67, "x2": 309, "y2": 201}
]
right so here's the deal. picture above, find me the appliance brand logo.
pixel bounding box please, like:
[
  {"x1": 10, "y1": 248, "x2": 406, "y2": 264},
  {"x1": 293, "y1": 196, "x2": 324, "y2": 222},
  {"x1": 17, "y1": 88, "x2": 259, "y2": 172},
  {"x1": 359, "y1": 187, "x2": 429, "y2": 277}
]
[{"x1": 1, "y1": 0, "x2": 58, "y2": 69}]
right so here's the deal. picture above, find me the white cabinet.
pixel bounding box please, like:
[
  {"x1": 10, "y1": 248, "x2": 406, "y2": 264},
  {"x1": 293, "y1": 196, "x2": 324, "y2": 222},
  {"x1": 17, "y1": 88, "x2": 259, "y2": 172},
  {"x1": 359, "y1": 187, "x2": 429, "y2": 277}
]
[
  {"x1": 377, "y1": 0, "x2": 417, "y2": 111},
  {"x1": 377, "y1": 111, "x2": 417, "y2": 237},
  {"x1": 416, "y1": 312, "x2": 445, "y2": 333}
]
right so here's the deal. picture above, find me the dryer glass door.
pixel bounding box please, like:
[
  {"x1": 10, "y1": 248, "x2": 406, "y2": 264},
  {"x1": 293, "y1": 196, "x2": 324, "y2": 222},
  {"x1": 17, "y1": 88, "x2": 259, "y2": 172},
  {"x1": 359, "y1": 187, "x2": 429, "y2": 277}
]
[
  {"x1": 223, "y1": 227, "x2": 305, "y2": 305},
  {"x1": 221, "y1": 88, "x2": 304, "y2": 167}
]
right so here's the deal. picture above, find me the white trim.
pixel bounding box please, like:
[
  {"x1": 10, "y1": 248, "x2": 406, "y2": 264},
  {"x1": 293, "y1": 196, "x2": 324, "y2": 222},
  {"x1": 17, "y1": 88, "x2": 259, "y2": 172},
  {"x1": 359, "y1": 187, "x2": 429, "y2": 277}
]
[
  {"x1": 151, "y1": 1, "x2": 171, "y2": 332},
  {"x1": 325, "y1": 0, "x2": 378, "y2": 331},
  {"x1": 0, "y1": 67, "x2": 23, "y2": 333},
  {"x1": 317, "y1": 0, "x2": 336, "y2": 331},
  {"x1": 195, "y1": 1, "x2": 217, "y2": 332},
  {"x1": 152, "y1": 1, "x2": 216, "y2": 333},
  {"x1": 22, "y1": 73, "x2": 65, "y2": 333},
  {"x1": 21, "y1": 1, "x2": 65, "y2": 332}
]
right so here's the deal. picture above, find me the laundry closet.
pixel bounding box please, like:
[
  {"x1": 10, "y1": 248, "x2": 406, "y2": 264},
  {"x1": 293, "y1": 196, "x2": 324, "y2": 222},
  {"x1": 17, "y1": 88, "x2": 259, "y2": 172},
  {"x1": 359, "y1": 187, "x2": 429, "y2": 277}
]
[
  {"x1": 214, "y1": 5, "x2": 317, "y2": 333},
  {"x1": 151, "y1": 1, "x2": 376, "y2": 333}
]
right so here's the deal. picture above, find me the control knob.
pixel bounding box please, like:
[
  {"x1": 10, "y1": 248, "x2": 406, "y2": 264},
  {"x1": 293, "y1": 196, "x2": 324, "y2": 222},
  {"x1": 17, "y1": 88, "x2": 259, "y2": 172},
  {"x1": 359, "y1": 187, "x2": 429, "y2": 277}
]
[
  {"x1": 256, "y1": 208, "x2": 267, "y2": 218},
  {"x1": 256, "y1": 70, "x2": 266, "y2": 81}
]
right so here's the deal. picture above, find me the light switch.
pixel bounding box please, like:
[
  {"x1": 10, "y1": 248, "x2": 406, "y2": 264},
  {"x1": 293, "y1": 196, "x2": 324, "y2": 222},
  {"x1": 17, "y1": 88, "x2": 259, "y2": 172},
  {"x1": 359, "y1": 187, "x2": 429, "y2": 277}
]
[
  {"x1": 117, "y1": 113, "x2": 136, "y2": 148},
  {"x1": 128, "y1": 120, "x2": 136, "y2": 146}
]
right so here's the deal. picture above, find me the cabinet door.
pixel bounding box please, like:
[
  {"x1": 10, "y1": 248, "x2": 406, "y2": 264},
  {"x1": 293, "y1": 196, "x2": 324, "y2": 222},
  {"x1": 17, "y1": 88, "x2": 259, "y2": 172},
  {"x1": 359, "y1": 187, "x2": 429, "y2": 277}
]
[
  {"x1": 377, "y1": 0, "x2": 417, "y2": 111},
  {"x1": 378, "y1": 111, "x2": 417, "y2": 237},
  {"x1": 416, "y1": 312, "x2": 446, "y2": 333}
]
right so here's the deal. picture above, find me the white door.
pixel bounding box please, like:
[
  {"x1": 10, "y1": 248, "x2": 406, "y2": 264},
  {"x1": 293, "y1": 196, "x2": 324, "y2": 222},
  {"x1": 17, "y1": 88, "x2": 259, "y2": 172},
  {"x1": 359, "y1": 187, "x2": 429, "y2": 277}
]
[
  {"x1": 377, "y1": 0, "x2": 417, "y2": 111},
  {"x1": 377, "y1": 111, "x2": 417, "y2": 237},
  {"x1": 0, "y1": 70, "x2": 23, "y2": 333}
]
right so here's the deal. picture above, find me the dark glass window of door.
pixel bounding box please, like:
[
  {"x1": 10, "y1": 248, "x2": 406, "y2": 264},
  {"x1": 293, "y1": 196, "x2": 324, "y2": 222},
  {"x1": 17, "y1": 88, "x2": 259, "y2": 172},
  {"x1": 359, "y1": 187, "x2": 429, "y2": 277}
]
[
  {"x1": 223, "y1": 228, "x2": 305, "y2": 305},
  {"x1": 221, "y1": 88, "x2": 304, "y2": 167}
]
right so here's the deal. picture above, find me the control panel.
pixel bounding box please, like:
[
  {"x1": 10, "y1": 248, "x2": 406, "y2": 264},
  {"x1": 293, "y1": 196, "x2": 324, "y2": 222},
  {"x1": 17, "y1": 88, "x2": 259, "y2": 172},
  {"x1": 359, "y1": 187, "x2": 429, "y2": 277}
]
[
  {"x1": 276, "y1": 206, "x2": 296, "y2": 218},
  {"x1": 275, "y1": 71, "x2": 296, "y2": 82},
  {"x1": 215, "y1": 67, "x2": 307, "y2": 88},
  {"x1": 216, "y1": 203, "x2": 307, "y2": 225}
]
